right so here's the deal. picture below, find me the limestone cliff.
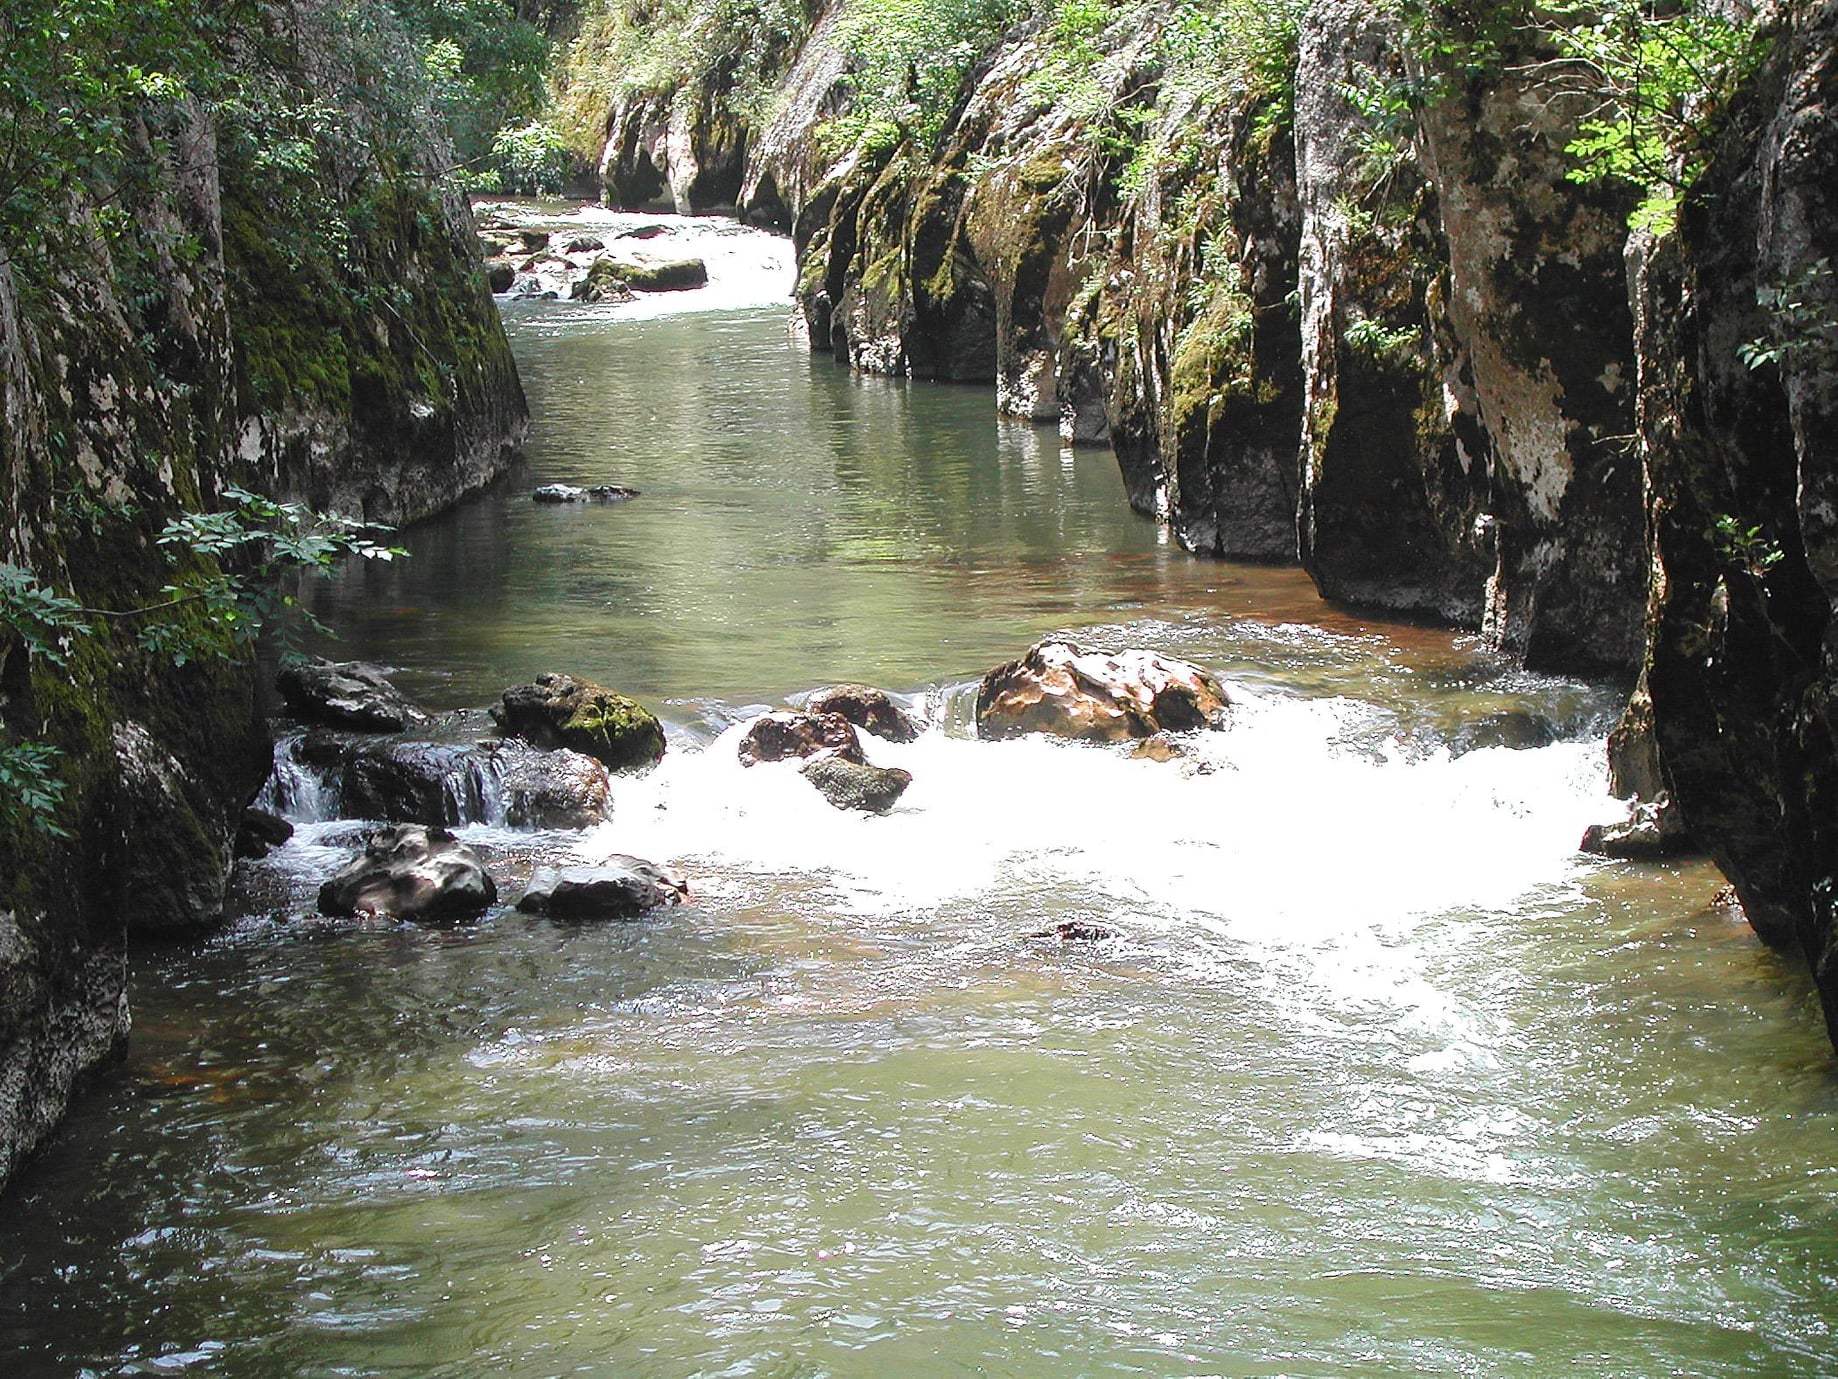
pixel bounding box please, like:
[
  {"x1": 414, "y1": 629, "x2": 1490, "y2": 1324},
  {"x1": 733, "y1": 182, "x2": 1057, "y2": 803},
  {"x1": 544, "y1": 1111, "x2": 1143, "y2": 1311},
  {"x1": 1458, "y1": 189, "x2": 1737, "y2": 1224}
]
[
  {"x1": 569, "y1": 0, "x2": 1838, "y2": 1045},
  {"x1": 0, "y1": 0, "x2": 526, "y2": 1189}
]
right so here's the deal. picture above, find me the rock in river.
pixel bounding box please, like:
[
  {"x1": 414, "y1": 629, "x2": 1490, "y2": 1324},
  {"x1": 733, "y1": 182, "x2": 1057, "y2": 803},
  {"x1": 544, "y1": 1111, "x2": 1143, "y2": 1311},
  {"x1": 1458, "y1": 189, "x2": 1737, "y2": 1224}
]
[
  {"x1": 800, "y1": 755, "x2": 912, "y2": 813},
  {"x1": 492, "y1": 673, "x2": 665, "y2": 772},
  {"x1": 737, "y1": 711, "x2": 864, "y2": 766},
  {"x1": 976, "y1": 640, "x2": 1229, "y2": 742},
  {"x1": 532, "y1": 483, "x2": 641, "y2": 503},
  {"x1": 276, "y1": 658, "x2": 427, "y2": 731},
  {"x1": 516, "y1": 859, "x2": 689, "y2": 920},
  {"x1": 317, "y1": 824, "x2": 497, "y2": 924},
  {"x1": 808, "y1": 684, "x2": 920, "y2": 742}
]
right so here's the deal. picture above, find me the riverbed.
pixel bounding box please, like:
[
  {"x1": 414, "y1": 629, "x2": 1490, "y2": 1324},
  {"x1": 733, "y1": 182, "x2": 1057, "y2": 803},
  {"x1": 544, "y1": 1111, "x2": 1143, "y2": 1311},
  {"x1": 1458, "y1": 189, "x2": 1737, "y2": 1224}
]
[{"x1": 3, "y1": 208, "x2": 1836, "y2": 1376}]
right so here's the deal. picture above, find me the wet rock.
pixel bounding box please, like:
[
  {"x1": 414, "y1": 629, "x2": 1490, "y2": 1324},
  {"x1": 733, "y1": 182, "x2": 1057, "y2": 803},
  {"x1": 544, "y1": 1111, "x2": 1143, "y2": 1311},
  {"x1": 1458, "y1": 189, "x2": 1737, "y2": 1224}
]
[
  {"x1": 1026, "y1": 920, "x2": 1116, "y2": 942},
  {"x1": 1580, "y1": 796, "x2": 1693, "y2": 860},
  {"x1": 563, "y1": 235, "x2": 606, "y2": 253},
  {"x1": 618, "y1": 223, "x2": 670, "y2": 240},
  {"x1": 491, "y1": 739, "x2": 612, "y2": 829},
  {"x1": 275, "y1": 658, "x2": 427, "y2": 732},
  {"x1": 235, "y1": 807, "x2": 294, "y2": 859},
  {"x1": 317, "y1": 825, "x2": 497, "y2": 924},
  {"x1": 1447, "y1": 710, "x2": 1563, "y2": 756},
  {"x1": 976, "y1": 640, "x2": 1229, "y2": 743},
  {"x1": 800, "y1": 755, "x2": 912, "y2": 813},
  {"x1": 532, "y1": 483, "x2": 641, "y2": 503},
  {"x1": 492, "y1": 673, "x2": 666, "y2": 772},
  {"x1": 516, "y1": 859, "x2": 689, "y2": 920},
  {"x1": 1130, "y1": 734, "x2": 1184, "y2": 762},
  {"x1": 517, "y1": 228, "x2": 551, "y2": 252},
  {"x1": 485, "y1": 259, "x2": 515, "y2": 293},
  {"x1": 808, "y1": 684, "x2": 919, "y2": 742},
  {"x1": 587, "y1": 254, "x2": 707, "y2": 293},
  {"x1": 737, "y1": 711, "x2": 864, "y2": 766}
]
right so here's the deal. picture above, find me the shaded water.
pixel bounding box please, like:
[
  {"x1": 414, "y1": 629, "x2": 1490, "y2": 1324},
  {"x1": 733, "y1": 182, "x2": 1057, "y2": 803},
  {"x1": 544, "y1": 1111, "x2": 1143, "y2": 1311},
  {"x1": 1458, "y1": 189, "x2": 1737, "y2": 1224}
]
[{"x1": 4, "y1": 212, "x2": 1838, "y2": 1376}]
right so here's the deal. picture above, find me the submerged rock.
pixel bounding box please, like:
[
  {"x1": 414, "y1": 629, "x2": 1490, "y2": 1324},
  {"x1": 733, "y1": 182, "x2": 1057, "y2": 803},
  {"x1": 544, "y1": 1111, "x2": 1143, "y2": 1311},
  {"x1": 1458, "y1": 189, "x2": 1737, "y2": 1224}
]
[
  {"x1": 532, "y1": 483, "x2": 641, "y2": 503},
  {"x1": 737, "y1": 711, "x2": 864, "y2": 766},
  {"x1": 516, "y1": 859, "x2": 689, "y2": 920},
  {"x1": 808, "y1": 684, "x2": 920, "y2": 742},
  {"x1": 276, "y1": 658, "x2": 427, "y2": 732},
  {"x1": 800, "y1": 755, "x2": 912, "y2": 813},
  {"x1": 1580, "y1": 796, "x2": 1694, "y2": 860},
  {"x1": 1026, "y1": 920, "x2": 1117, "y2": 942},
  {"x1": 317, "y1": 825, "x2": 497, "y2": 924},
  {"x1": 492, "y1": 673, "x2": 666, "y2": 772},
  {"x1": 976, "y1": 640, "x2": 1229, "y2": 742}
]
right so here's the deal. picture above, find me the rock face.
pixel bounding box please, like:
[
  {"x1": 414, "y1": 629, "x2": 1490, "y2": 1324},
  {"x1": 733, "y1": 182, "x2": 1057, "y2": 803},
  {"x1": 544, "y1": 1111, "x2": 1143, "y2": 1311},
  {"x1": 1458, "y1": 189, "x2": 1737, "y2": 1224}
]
[
  {"x1": 317, "y1": 826, "x2": 498, "y2": 925},
  {"x1": 0, "y1": 0, "x2": 527, "y2": 1189},
  {"x1": 807, "y1": 684, "x2": 920, "y2": 742},
  {"x1": 276, "y1": 660, "x2": 428, "y2": 732},
  {"x1": 800, "y1": 755, "x2": 913, "y2": 813},
  {"x1": 737, "y1": 711, "x2": 866, "y2": 765},
  {"x1": 977, "y1": 641, "x2": 1230, "y2": 743},
  {"x1": 492, "y1": 674, "x2": 666, "y2": 771},
  {"x1": 516, "y1": 860, "x2": 690, "y2": 919},
  {"x1": 1630, "y1": 2, "x2": 1838, "y2": 1040}
]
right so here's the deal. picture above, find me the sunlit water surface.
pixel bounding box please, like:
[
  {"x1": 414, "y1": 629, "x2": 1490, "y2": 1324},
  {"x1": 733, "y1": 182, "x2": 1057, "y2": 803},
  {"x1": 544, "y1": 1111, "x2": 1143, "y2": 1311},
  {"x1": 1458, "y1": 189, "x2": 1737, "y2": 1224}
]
[{"x1": 3, "y1": 210, "x2": 1837, "y2": 1377}]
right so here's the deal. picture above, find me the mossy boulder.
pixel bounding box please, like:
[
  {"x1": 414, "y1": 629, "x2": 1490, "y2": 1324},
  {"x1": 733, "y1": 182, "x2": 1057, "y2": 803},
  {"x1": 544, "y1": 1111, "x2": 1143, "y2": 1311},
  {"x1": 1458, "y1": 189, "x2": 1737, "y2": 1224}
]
[
  {"x1": 491, "y1": 673, "x2": 666, "y2": 772},
  {"x1": 587, "y1": 254, "x2": 708, "y2": 294}
]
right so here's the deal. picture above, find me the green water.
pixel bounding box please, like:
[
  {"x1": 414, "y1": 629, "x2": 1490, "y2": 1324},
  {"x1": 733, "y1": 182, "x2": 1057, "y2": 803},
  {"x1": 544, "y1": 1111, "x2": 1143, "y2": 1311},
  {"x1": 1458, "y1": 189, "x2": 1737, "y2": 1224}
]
[{"x1": 4, "y1": 249, "x2": 1838, "y2": 1377}]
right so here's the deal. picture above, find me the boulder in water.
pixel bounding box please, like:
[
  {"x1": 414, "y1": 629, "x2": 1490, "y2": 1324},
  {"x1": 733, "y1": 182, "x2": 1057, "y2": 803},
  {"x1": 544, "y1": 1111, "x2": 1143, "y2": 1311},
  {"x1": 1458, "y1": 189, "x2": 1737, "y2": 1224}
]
[
  {"x1": 491, "y1": 739, "x2": 612, "y2": 829},
  {"x1": 234, "y1": 807, "x2": 294, "y2": 859},
  {"x1": 800, "y1": 755, "x2": 912, "y2": 813},
  {"x1": 485, "y1": 259, "x2": 515, "y2": 293},
  {"x1": 808, "y1": 684, "x2": 919, "y2": 742},
  {"x1": 586, "y1": 254, "x2": 707, "y2": 293},
  {"x1": 317, "y1": 825, "x2": 497, "y2": 924},
  {"x1": 1581, "y1": 796, "x2": 1694, "y2": 860},
  {"x1": 492, "y1": 673, "x2": 665, "y2": 772},
  {"x1": 516, "y1": 859, "x2": 689, "y2": 920},
  {"x1": 276, "y1": 658, "x2": 427, "y2": 732},
  {"x1": 312, "y1": 735, "x2": 612, "y2": 829},
  {"x1": 737, "y1": 711, "x2": 864, "y2": 766},
  {"x1": 976, "y1": 640, "x2": 1229, "y2": 742}
]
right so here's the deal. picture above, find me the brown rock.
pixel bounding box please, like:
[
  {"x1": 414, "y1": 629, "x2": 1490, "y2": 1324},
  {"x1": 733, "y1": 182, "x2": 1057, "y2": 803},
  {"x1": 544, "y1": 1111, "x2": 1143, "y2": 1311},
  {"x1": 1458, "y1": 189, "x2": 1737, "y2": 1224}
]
[
  {"x1": 976, "y1": 640, "x2": 1229, "y2": 743},
  {"x1": 808, "y1": 684, "x2": 919, "y2": 742},
  {"x1": 737, "y1": 711, "x2": 864, "y2": 766}
]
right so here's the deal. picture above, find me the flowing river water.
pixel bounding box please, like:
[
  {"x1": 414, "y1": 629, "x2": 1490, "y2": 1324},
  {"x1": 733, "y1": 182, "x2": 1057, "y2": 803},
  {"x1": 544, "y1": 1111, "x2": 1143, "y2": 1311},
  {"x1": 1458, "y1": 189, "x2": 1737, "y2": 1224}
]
[{"x1": 4, "y1": 210, "x2": 1838, "y2": 1375}]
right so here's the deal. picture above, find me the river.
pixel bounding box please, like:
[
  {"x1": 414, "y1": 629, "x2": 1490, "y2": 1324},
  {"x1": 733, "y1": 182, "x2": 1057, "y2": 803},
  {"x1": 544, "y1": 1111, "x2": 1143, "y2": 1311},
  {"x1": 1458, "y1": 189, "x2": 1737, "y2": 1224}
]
[{"x1": 3, "y1": 208, "x2": 1836, "y2": 1376}]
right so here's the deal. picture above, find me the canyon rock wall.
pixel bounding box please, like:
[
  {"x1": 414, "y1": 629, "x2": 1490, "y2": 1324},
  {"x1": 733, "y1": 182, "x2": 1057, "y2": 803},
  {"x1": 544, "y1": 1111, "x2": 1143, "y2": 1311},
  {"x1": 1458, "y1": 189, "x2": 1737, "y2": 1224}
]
[{"x1": 0, "y1": 0, "x2": 526, "y2": 1189}]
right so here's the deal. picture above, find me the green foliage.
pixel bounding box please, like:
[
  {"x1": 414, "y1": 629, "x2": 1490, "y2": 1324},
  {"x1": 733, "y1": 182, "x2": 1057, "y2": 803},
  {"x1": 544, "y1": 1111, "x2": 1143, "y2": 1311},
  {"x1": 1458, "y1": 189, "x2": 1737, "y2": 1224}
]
[
  {"x1": 392, "y1": 0, "x2": 552, "y2": 163},
  {"x1": 0, "y1": 744, "x2": 69, "y2": 839},
  {"x1": 554, "y1": 0, "x2": 809, "y2": 159},
  {"x1": 825, "y1": 0, "x2": 1026, "y2": 154},
  {"x1": 0, "y1": 0, "x2": 226, "y2": 259},
  {"x1": 1710, "y1": 514, "x2": 1785, "y2": 580},
  {"x1": 1343, "y1": 315, "x2": 1420, "y2": 367},
  {"x1": 1532, "y1": 0, "x2": 1765, "y2": 234},
  {"x1": 1740, "y1": 259, "x2": 1836, "y2": 371},
  {"x1": 1, "y1": 491, "x2": 404, "y2": 834},
  {"x1": 488, "y1": 119, "x2": 574, "y2": 193}
]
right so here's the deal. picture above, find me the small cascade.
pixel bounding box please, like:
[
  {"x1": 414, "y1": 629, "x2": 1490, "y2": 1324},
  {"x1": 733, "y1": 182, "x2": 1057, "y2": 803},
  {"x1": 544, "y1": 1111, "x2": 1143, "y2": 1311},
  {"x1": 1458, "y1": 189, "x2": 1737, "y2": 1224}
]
[{"x1": 256, "y1": 735, "x2": 341, "y2": 823}]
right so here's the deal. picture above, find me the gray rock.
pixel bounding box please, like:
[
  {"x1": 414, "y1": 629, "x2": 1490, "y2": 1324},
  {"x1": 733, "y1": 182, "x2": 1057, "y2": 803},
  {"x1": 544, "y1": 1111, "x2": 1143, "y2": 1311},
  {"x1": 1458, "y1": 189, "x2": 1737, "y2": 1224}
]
[
  {"x1": 276, "y1": 658, "x2": 427, "y2": 732},
  {"x1": 318, "y1": 825, "x2": 497, "y2": 924},
  {"x1": 800, "y1": 754, "x2": 912, "y2": 813},
  {"x1": 516, "y1": 859, "x2": 689, "y2": 919}
]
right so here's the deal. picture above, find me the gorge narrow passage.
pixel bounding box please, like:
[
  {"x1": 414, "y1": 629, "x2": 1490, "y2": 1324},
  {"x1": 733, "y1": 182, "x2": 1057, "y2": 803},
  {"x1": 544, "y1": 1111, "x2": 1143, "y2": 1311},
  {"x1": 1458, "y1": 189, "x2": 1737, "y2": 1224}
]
[{"x1": 3, "y1": 211, "x2": 1836, "y2": 1377}]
